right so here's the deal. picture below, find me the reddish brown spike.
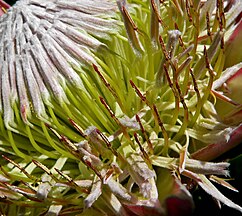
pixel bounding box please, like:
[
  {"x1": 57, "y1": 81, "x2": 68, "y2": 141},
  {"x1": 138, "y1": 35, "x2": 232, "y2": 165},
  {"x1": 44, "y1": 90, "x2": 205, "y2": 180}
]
[
  {"x1": 151, "y1": 0, "x2": 161, "y2": 23},
  {"x1": 189, "y1": 68, "x2": 201, "y2": 100},
  {"x1": 118, "y1": 3, "x2": 143, "y2": 54},
  {"x1": 152, "y1": 105, "x2": 169, "y2": 155},
  {"x1": 121, "y1": 5, "x2": 145, "y2": 37},
  {"x1": 203, "y1": 46, "x2": 210, "y2": 69},
  {"x1": 2, "y1": 155, "x2": 36, "y2": 181},
  {"x1": 204, "y1": 46, "x2": 215, "y2": 77},
  {"x1": 151, "y1": 0, "x2": 167, "y2": 28},
  {"x1": 95, "y1": 129, "x2": 118, "y2": 157},
  {"x1": 164, "y1": 64, "x2": 179, "y2": 99},
  {"x1": 188, "y1": 0, "x2": 194, "y2": 8},
  {"x1": 219, "y1": 5, "x2": 225, "y2": 50},
  {"x1": 102, "y1": 168, "x2": 114, "y2": 184},
  {"x1": 175, "y1": 81, "x2": 187, "y2": 110},
  {"x1": 215, "y1": 0, "x2": 225, "y2": 32},
  {"x1": 20, "y1": 194, "x2": 42, "y2": 203},
  {"x1": 32, "y1": 160, "x2": 60, "y2": 183},
  {"x1": 215, "y1": 1, "x2": 220, "y2": 23},
  {"x1": 130, "y1": 80, "x2": 147, "y2": 102},
  {"x1": 175, "y1": 22, "x2": 179, "y2": 30},
  {"x1": 99, "y1": 96, "x2": 119, "y2": 123},
  {"x1": 55, "y1": 168, "x2": 74, "y2": 185},
  {"x1": 175, "y1": 80, "x2": 189, "y2": 125},
  {"x1": 54, "y1": 168, "x2": 89, "y2": 194},
  {"x1": 46, "y1": 124, "x2": 62, "y2": 141},
  {"x1": 49, "y1": 130, "x2": 81, "y2": 160},
  {"x1": 220, "y1": 35, "x2": 225, "y2": 50},
  {"x1": 163, "y1": 64, "x2": 173, "y2": 88},
  {"x1": 134, "y1": 132, "x2": 150, "y2": 163},
  {"x1": 172, "y1": 79, "x2": 189, "y2": 142},
  {"x1": 206, "y1": 12, "x2": 212, "y2": 42},
  {"x1": 122, "y1": 6, "x2": 138, "y2": 31},
  {"x1": 56, "y1": 134, "x2": 103, "y2": 180},
  {"x1": 83, "y1": 157, "x2": 102, "y2": 180},
  {"x1": 175, "y1": 23, "x2": 186, "y2": 52},
  {"x1": 100, "y1": 96, "x2": 133, "y2": 147},
  {"x1": 0, "y1": 165, "x2": 10, "y2": 178},
  {"x1": 93, "y1": 64, "x2": 118, "y2": 99},
  {"x1": 153, "y1": 105, "x2": 164, "y2": 128},
  {"x1": 185, "y1": 0, "x2": 192, "y2": 22},
  {"x1": 93, "y1": 64, "x2": 110, "y2": 88},
  {"x1": 211, "y1": 90, "x2": 240, "y2": 106},
  {"x1": 206, "y1": 12, "x2": 211, "y2": 36},
  {"x1": 163, "y1": 64, "x2": 180, "y2": 126},
  {"x1": 159, "y1": 35, "x2": 170, "y2": 61},
  {"x1": 2, "y1": 182, "x2": 42, "y2": 202},
  {"x1": 135, "y1": 115, "x2": 153, "y2": 153},
  {"x1": 20, "y1": 180, "x2": 37, "y2": 193},
  {"x1": 93, "y1": 64, "x2": 127, "y2": 112},
  {"x1": 217, "y1": 0, "x2": 226, "y2": 30},
  {"x1": 69, "y1": 118, "x2": 86, "y2": 138},
  {"x1": 60, "y1": 135, "x2": 79, "y2": 153},
  {"x1": 92, "y1": 63, "x2": 99, "y2": 73},
  {"x1": 45, "y1": 123, "x2": 51, "y2": 128}
]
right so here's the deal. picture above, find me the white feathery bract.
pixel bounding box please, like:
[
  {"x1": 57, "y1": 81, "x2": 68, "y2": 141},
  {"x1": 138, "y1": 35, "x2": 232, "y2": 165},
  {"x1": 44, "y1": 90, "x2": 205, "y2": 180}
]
[{"x1": 0, "y1": 0, "x2": 118, "y2": 127}]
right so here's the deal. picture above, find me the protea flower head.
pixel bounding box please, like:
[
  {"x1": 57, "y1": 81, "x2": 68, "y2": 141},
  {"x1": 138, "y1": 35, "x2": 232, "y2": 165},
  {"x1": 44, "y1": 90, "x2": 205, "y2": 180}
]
[{"x1": 0, "y1": 0, "x2": 242, "y2": 215}]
